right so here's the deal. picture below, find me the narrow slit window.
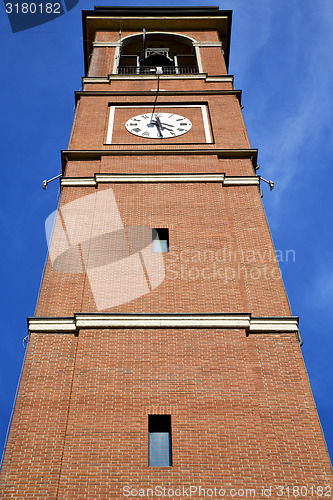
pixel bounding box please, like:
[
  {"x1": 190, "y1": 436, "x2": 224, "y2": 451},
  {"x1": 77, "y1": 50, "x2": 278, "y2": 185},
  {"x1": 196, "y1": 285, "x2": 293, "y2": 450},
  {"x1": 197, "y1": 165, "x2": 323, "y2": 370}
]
[
  {"x1": 152, "y1": 228, "x2": 169, "y2": 252},
  {"x1": 148, "y1": 415, "x2": 172, "y2": 467}
]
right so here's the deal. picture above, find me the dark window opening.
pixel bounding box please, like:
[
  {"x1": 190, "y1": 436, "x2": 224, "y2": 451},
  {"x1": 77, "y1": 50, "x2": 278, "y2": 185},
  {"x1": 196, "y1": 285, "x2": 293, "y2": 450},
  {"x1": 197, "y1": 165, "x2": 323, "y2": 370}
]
[
  {"x1": 144, "y1": 48, "x2": 174, "y2": 67},
  {"x1": 118, "y1": 34, "x2": 198, "y2": 75},
  {"x1": 148, "y1": 415, "x2": 172, "y2": 467},
  {"x1": 152, "y1": 228, "x2": 169, "y2": 252}
]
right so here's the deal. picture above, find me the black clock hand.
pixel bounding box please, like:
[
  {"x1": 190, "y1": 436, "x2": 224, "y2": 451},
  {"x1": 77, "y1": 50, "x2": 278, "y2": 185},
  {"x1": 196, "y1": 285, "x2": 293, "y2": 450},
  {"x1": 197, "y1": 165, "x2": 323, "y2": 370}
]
[
  {"x1": 160, "y1": 122, "x2": 174, "y2": 128},
  {"x1": 156, "y1": 116, "x2": 178, "y2": 133},
  {"x1": 154, "y1": 114, "x2": 163, "y2": 128},
  {"x1": 150, "y1": 118, "x2": 163, "y2": 138},
  {"x1": 151, "y1": 115, "x2": 164, "y2": 137},
  {"x1": 156, "y1": 126, "x2": 163, "y2": 138},
  {"x1": 159, "y1": 124, "x2": 174, "y2": 131}
]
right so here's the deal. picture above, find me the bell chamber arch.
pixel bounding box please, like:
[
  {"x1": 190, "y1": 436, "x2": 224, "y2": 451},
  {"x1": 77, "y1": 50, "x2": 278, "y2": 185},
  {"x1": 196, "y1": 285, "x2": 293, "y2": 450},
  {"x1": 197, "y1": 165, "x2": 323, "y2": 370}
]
[{"x1": 117, "y1": 32, "x2": 199, "y2": 75}]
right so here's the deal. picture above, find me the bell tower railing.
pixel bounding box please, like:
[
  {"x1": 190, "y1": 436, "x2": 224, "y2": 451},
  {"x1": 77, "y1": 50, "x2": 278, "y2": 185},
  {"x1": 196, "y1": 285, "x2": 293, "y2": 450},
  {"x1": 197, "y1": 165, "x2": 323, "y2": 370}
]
[{"x1": 118, "y1": 65, "x2": 199, "y2": 75}]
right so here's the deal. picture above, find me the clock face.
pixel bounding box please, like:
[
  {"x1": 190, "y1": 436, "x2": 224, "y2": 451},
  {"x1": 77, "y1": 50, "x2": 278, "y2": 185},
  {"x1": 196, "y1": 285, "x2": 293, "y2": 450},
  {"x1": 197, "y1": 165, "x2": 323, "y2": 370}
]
[{"x1": 125, "y1": 112, "x2": 192, "y2": 139}]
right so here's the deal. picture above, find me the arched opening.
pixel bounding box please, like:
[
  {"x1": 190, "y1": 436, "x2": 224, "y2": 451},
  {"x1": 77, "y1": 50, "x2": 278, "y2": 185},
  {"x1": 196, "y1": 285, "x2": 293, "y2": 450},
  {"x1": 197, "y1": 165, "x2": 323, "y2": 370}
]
[{"x1": 118, "y1": 33, "x2": 198, "y2": 75}]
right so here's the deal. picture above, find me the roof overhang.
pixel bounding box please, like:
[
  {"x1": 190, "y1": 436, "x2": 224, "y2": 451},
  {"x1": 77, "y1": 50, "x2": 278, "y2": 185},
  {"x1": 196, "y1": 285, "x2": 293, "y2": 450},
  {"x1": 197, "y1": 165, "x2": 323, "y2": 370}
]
[{"x1": 82, "y1": 6, "x2": 232, "y2": 75}]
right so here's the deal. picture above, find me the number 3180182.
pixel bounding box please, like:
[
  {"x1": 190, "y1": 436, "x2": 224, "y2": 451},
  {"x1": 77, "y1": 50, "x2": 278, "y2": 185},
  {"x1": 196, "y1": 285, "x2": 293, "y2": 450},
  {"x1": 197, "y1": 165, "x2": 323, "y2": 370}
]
[{"x1": 5, "y1": 3, "x2": 61, "y2": 14}]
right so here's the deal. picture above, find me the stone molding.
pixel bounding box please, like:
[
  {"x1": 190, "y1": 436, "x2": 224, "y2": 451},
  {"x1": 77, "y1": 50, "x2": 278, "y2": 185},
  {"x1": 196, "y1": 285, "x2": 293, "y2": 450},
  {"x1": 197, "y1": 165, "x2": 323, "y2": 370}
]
[
  {"x1": 61, "y1": 149, "x2": 259, "y2": 173},
  {"x1": 82, "y1": 77, "x2": 110, "y2": 84},
  {"x1": 77, "y1": 89, "x2": 239, "y2": 97},
  {"x1": 62, "y1": 148, "x2": 257, "y2": 158},
  {"x1": 81, "y1": 74, "x2": 234, "y2": 84},
  {"x1": 92, "y1": 41, "x2": 121, "y2": 47},
  {"x1": 192, "y1": 42, "x2": 223, "y2": 47},
  {"x1": 28, "y1": 313, "x2": 300, "y2": 339},
  {"x1": 60, "y1": 173, "x2": 260, "y2": 187}
]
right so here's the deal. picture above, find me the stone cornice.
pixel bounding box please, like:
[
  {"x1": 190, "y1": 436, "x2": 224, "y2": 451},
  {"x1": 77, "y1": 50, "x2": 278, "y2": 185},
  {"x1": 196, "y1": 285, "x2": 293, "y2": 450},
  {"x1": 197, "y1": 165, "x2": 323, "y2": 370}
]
[
  {"x1": 62, "y1": 148, "x2": 257, "y2": 157},
  {"x1": 93, "y1": 41, "x2": 121, "y2": 47},
  {"x1": 192, "y1": 41, "x2": 223, "y2": 47},
  {"x1": 27, "y1": 313, "x2": 301, "y2": 343},
  {"x1": 61, "y1": 148, "x2": 258, "y2": 172},
  {"x1": 60, "y1": 173, "x2": 260, "y2": 188},
  {"x1": 82, "y1": 77, "x2": 109, "y2": 84},
  {"x1": 223, "y1": 176, "x2": 259, "y2": 186},
  {"x1": 206, "y1": 75, "x2": 234, "y2": 83},
  {"x1": 81, "y1": 74, "x2": 234, "y2": 85},
  {"x1": 76, "y1": 89, "x2": 241, "y2": 100}
]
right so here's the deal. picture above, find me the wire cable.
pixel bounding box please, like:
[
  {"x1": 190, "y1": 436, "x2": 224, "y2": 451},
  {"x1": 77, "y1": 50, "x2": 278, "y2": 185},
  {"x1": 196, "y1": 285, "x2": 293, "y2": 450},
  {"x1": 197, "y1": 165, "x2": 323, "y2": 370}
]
[{"x1": 0, "y1": 336, "x2": 29, "y2": 472}]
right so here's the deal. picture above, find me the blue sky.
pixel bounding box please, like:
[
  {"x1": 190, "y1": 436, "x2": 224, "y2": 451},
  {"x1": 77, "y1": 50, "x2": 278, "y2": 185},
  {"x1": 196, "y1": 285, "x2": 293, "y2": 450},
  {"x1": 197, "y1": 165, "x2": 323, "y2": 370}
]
[{"x1": 0, "y1": 0, "x2": 332, "y2": 467}]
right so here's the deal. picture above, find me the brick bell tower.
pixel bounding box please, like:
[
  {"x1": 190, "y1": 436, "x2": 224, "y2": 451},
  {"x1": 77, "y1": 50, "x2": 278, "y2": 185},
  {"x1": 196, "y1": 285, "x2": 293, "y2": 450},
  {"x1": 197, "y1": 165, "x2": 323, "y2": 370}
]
[{"x1": 1, "y1": 6, "x2": 332, "y2": 499}]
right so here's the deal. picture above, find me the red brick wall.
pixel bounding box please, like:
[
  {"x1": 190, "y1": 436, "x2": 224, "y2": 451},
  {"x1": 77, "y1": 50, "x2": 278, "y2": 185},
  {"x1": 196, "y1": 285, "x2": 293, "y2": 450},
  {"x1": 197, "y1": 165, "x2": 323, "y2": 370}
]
[
  {"x1": 0, "y1": 334, "x2": 78, "y2": 498},
  {"x1": 64, "y1": 157, "x2": 255, "y2": 178},
  {"x1": 68, "y1": 94, "x2": 247, "y2": 150},
  {"x1": 1, "y1": 329, "x2": 332, "y2": 498},
  {"x1": 34, "y1": 182, "x2": 291, "y2": 317},
  {"x1": 88, "y1": 47, "x2": 115, "y2": 77},
  {"x1": 201, "y1": 46, "x2": 227, "y2": 75}
]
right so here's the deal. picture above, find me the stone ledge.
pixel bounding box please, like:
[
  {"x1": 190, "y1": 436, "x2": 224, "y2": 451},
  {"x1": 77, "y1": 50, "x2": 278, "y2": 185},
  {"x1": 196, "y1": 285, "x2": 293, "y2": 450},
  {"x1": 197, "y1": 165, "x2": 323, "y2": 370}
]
[
  {"x1": 81, "y1": 74, "x2": 234, "y2": 84},
  {"x1": 28, "y1": 313, "x2": 300, "y2": 340},
  {"x1": 61, "y1": 148, "x2": 258, "y2": 167},
  {"x1": 92, "y1": 41, "x2": 121, "y2": 47},
  {"x1": 192, "y1": 41, "x2": 223, "y2": 47},
  {"x1": 60, "y1": 173, "x2": 260, "y2": 187}
]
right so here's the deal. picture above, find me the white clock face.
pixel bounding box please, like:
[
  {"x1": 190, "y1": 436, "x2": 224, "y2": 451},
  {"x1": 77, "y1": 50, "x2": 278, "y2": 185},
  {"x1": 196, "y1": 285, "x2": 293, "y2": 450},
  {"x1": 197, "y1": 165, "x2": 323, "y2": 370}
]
[{"x1": 125, "y1": 112, "x2": 192, "y2": 139}]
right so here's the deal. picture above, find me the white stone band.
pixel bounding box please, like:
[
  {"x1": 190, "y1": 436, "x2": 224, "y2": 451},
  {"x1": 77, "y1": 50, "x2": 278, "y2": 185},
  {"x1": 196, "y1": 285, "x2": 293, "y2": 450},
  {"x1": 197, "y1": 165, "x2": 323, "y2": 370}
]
[
  {"x1": 82, "y1": 77, "x2": 110, "y2": 84},
  {"x1": 81, "y1": 75, "x2": 234, "y2": 84},
  {"x1": 28, "y1": 313, "x2": 299, "y2": 335},
  {"x1": 192, "y1": 42, "x2": 223, "y2": 47},
  {"x1": 93, "y1": 41, "x2": 121, "y2": 47},
  {"x1": 61, "y1": 174, "x2": 260, "y2": 187}
]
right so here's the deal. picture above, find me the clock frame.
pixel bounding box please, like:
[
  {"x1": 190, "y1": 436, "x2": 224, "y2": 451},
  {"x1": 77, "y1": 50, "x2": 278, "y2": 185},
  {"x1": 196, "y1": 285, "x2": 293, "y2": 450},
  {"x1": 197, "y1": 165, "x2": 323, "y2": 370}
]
[{"x1": 106, "y1": 104, "x2": 212, "y2": 144}]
